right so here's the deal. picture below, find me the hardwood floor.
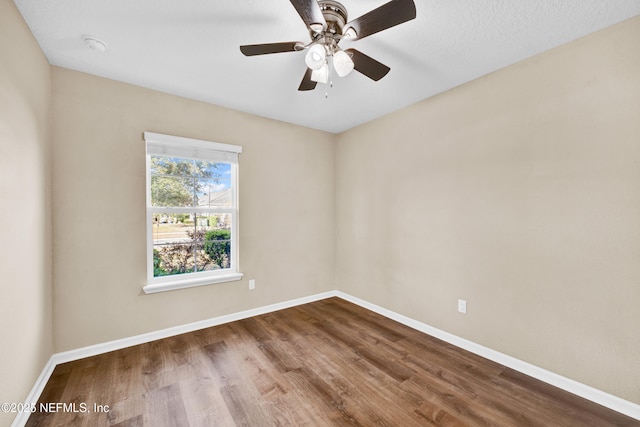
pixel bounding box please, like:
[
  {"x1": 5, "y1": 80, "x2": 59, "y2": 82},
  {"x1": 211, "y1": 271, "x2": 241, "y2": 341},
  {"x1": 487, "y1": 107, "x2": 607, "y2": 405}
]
[{"x1": 26, "y1": 297, "x2": 638, "y2": 426}]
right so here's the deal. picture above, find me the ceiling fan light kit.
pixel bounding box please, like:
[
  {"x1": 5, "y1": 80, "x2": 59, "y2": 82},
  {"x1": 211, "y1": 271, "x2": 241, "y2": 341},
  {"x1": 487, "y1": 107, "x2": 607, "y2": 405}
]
[
  {"x1": 305, "y1": 44, "x2": 327, "y2": 70},
  {"x1": 240, "y1": 0, "x2": 416, "y2": 92},
  {"x1": 333, "y1": 50, "x2": 354, "y2": 77},
  {"x1": 311, "y1": 64, "x2": 329, "y2": 84}
]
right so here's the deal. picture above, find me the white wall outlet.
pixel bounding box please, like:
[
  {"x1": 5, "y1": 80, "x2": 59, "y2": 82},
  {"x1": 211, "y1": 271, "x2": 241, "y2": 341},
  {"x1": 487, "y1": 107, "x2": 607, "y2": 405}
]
[
  {"x1": 457, "y1": 299, "x2": 467, "y2": 314},
  {"x1": 249, "y1": 279, "x2": 255, "y2": 290}
]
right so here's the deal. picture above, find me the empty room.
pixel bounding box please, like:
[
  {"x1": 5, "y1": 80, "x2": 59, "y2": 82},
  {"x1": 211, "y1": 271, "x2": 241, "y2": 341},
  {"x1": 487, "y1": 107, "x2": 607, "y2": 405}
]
[{"x1": 1, "y1": 0, "x2": 639, "y2": 425}]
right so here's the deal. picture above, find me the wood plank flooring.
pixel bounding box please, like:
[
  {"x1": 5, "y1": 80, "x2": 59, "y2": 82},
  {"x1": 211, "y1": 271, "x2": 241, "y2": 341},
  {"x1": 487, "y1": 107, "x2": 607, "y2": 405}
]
[{"x1": 26, "y1": 297, "x2": 638, "y2": 426}]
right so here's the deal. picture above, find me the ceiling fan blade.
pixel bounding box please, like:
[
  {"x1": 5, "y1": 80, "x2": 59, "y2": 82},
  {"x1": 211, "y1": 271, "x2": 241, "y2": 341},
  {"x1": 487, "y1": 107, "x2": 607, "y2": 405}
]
[
  {"x1": 346, "y1": 49, "x2": 390, "y2": 81},
  {"x1": 289, "y1": 0, "x2": 327, "y2": 32},
  {"x1": 343, "y1": 0, "x2": 416, "y2": 41},
  {"x1": 240, "y1": 42, "x2": 303, "y2": 56},
  {"x1": 298, "y1": 68, "x2": 318, "y2": 91}
]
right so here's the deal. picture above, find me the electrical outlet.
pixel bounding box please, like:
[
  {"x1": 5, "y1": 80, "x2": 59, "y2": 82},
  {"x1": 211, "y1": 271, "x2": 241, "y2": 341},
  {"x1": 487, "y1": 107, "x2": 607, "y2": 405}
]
[
  {"x1": 249, "y1": 279, "x2": 255, "y2": 290},
  {"x1": 457, "y1": 299, "x2": 467, "y2": 314}
]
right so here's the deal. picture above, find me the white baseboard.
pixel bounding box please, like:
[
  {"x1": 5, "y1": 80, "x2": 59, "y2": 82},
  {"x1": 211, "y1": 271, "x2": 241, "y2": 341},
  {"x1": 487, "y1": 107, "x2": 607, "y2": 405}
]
[
  {"x1": 11, "y1": 291, "x2": 334, "y2": 427},
  {"x1": 10, "y1": 356, "x2": 57, "y2": 427},
  {"x1": 13, "y1": 290, "x2": 640, "y2": 426},
  {"x1": 52, "y1": 291, "x2": 336, "y2": 364},
  {"x1": 335, "y1": 291, "x2": 640, "y2": 421}
]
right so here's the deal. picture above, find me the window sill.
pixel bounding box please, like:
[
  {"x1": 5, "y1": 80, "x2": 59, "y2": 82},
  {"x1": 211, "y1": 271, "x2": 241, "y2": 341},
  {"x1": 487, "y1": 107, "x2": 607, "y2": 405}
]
[{"x1": 143, "y1": 272, "x2": 244, "y2": 294}]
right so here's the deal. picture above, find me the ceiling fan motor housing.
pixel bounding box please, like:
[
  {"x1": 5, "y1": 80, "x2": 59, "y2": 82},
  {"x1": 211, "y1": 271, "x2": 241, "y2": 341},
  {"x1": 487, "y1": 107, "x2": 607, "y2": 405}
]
[{"x1": 316, "y1": 1, "x2": 348, "y2": 36}]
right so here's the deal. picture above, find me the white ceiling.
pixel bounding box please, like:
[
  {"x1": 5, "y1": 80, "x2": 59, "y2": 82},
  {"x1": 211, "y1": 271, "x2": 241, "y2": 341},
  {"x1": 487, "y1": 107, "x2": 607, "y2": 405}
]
[{"x1": 13, "y1": 0, "x2": 640, "y2": 134}]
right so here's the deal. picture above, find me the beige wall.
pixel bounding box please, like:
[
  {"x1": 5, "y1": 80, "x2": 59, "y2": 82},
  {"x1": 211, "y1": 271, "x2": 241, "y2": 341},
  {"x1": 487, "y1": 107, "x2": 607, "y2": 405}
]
[
  {"x1": 51, "y1": 67, "x2": 336, "y2": 352},
  {"x1": 336, "y1": 16, "x2": 640, "y2": 403},
  {"x1": 3, "y1": 0, "x2": 639, "y2": 415},
  {"x1": 0, "y1": 0, "x2": 53, "y2": 424}
]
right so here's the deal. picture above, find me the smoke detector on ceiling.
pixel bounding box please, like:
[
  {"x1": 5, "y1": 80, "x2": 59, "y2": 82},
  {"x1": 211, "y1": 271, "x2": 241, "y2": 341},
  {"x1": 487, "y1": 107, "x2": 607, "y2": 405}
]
[{"x1": 82, "y1": 35, "x2": 108, "y2": 52}]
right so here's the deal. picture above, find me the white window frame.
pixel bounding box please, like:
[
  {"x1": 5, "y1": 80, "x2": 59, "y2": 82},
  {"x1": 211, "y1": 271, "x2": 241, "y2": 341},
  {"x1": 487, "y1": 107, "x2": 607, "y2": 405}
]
[{"x1": 143, "y1": 132, "x2": 243, "y2": 294}]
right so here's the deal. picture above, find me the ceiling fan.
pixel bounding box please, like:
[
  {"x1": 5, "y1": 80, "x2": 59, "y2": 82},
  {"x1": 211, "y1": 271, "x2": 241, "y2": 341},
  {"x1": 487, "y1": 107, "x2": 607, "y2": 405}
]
[{"x1": 240, "y1": 0, "x2": 416, "y2": 91}]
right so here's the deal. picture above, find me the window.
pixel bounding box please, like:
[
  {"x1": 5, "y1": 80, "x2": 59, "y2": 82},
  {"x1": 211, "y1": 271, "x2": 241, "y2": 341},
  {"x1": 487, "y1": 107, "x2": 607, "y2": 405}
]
[{"x1": 143, "y1": 132, "x2": 242, "y2": 293}]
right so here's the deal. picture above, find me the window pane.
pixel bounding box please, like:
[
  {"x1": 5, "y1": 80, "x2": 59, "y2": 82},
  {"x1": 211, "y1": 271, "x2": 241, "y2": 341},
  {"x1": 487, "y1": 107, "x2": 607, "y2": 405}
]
[
  {"x1": 151, "y1": 157, "x2": 232, "y2": 209},
  {"x1": 148, "y1": 148, "x2": 237, "y2": 284},
  {"x1": 152, "y1": 214, "x2": 189, "y2": 276},
  {"x1": 151, "y1": 175, "x2": 194, "y2": 207},
  {"x1": 152, "y1": 213, "x2": 193, "y2": 277},
  {"x1": 152, "y1": 213, "x2": 231, "y2": 277},
  {"x1": 202, "y1": 240, "x2": 231, "y2": 269},
  {"x1": 201, "y1": 214, "x2": 232, "y2": 270},
  {"x1": 194, "y1": 245, "x2": 209, "y2": 272},
  {"x1": 151, "y1": 214, "x2": 192, "y2": 243},
  {"x1": 153, "y1": 242, "x2": 193, "y2": 277},
  {"x1": 197, "y1": 177, "x2": 232, "y2": 208},
  {"x1": 151, "y1": 156, "x2": 204, "y2": 177},
  {"x1": 194, "y1": 160, "x2": 223, "y2": 178}
]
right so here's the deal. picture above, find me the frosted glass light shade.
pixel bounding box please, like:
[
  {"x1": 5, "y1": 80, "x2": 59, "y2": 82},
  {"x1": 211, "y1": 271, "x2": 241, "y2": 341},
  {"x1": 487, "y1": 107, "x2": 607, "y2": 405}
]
[
  {"x1": 305, "y1": 44, "x2": 326, "y2": 70},
  {"x1": 311, "y1": 63, "x2": 329, "y2": 84},
  {"x1": 333, "y1": 50, "x2": 354, "y2": 77}
]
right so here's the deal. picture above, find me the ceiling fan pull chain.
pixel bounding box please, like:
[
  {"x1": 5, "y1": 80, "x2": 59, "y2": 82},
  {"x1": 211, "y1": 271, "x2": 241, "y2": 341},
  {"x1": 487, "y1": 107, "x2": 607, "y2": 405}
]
[
  {"x1": 325, "y1": 65, "x2": 330, "y2": 98},
  {"x1": 327, "y1": 55, "x2": 334, "y2": 98}
]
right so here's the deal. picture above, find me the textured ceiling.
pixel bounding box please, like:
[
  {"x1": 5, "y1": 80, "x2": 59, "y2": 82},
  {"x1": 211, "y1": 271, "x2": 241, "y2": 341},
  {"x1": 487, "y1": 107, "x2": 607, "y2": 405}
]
[{"x1": 13, "y1": 0, "x2": 640, "y2": 133}]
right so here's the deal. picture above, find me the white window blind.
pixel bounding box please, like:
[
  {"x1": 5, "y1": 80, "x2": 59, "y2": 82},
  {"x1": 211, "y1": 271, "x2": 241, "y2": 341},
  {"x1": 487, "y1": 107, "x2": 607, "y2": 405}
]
[{"x1": 144, "y1": 132, "x2": 242, "y2": 164}]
